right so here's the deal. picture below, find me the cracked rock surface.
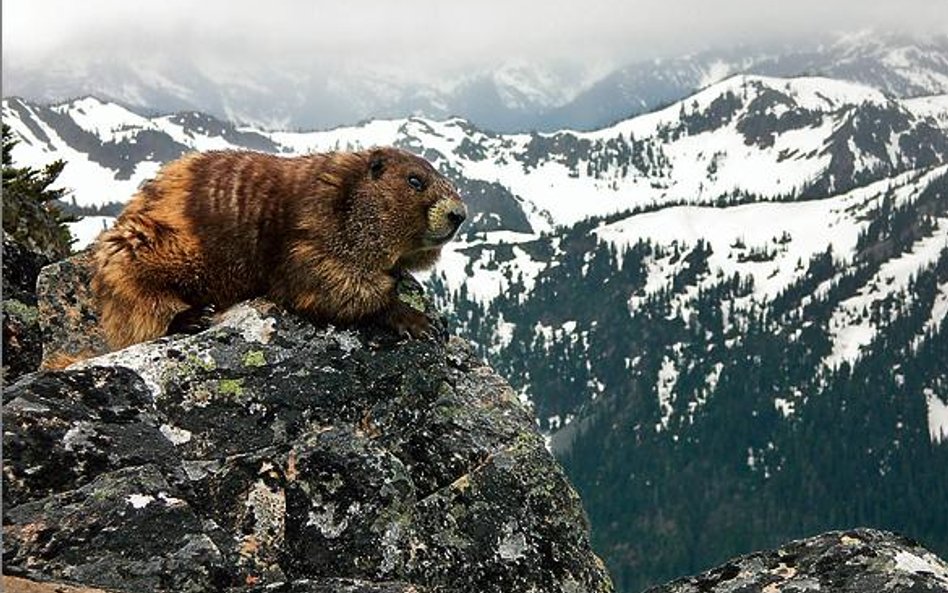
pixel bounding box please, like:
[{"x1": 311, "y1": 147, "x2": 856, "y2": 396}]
[{"x1": 3, "y1": 258, "x2": 613, "y2": 593}]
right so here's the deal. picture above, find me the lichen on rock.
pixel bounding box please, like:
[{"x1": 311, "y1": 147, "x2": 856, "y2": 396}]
[{"x1": 3, "y1": 254, "x2": 614, "y2": 593}]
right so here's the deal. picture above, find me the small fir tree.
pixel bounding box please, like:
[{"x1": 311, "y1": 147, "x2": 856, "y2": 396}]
[{"x1": 2, "y1": 123, "x2": 76, "y2": 258}]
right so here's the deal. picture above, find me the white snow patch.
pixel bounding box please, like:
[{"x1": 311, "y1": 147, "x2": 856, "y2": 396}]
[
  {"x1": 905, "y1": 94, "x2": 948, "y2": 130},
  {"x1": 68, "y1": 216, "x2": 114, "y2": 250},
  {"x1": 774, "y1": 398, "x2": 795, "y2": 418},
  {"x1": 929, "y1": 284, "x2": 948, "y2": 331},
  {"x1": 597, "y1": 191, "x2": 863, "y2": 303},
  {"x1": 56, "y1": 97, "x2": 155, "y2": 142},
  {"x1": 827, "y1": 220, "x2": 948, "y2": 368},
  {"x1": 700, "y1": 60, "x2": 734, "y2": 88},
  {"x1": 428, "y1": 231, "x2": 545, "y2": 306},
  {"x1": 656, "y1": 356, "x2": 678, "y2": 430},
  {"x1": 926, "y1": 388, "x2": 948, "y2": 444}
]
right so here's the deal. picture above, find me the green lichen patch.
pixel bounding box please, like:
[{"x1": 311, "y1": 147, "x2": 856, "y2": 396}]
[
  {"x1": 242, "y1": 350, "x2": 267, "y2": 367},
  {"x1": 217, "y1": 378, "x2": 246, "y2": 397},
  {"x1": 3, "y1": 299, "x2": 39, "y2": 323},
  {"x1": 397, "y1": 290, "x2": 427, "y2": 313}
]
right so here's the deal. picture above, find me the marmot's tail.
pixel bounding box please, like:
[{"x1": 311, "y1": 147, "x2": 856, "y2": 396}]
[{"x1": 91, "y1": 206, "x2": 190, "y2": 350}]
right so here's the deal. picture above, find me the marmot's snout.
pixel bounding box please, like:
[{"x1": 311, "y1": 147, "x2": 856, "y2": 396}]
[
  {"x1": 425, "y1": 195, "x2": 467, "y2": 246},
  {"x1": 445, "y1": 200, "x2": 467, "y2": 228}
]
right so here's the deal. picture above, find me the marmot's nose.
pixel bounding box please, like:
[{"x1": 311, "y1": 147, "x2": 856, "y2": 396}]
[{"x1": 447, "y1": 203, "x2": 467, "y2": 228}]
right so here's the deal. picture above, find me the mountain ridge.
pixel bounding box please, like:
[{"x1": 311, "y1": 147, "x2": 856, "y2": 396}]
[{"x1": 3, "y1": 70, "x2": 948, "y2": 593}]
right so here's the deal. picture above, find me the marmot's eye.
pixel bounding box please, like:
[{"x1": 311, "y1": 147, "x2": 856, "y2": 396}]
[{"x1": 407, "y1": 174, "x2": 425, "y2": 191}]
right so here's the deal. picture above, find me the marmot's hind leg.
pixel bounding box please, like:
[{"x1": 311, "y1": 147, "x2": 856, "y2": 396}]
[{"x1": 92, "y1": 223, "x2": 192, "y2": 350}]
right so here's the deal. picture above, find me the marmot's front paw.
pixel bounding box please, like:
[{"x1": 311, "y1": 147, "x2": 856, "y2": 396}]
[
  {"x1": 379, "y1": 301, "x2": 433, "y2": 339},
  {"x1": 167, "y1": 305, "x2": 217, "y2": 336}
]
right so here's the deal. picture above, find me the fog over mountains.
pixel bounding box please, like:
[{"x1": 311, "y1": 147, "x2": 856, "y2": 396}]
[{"x1": 5, "y1": 31, "x2": 948, "y2": 132}]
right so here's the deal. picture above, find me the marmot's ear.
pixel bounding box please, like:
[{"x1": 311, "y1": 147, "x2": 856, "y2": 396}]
[{"x1": 369, "y1": 151, "x2": 385, "y2": 179}]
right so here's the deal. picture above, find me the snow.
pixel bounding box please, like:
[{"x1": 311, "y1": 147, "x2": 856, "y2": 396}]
[
  {"x1": 1, "y1": 73, "x2": 916, "y2": 234},
  {"x1": 589, "y1": 74, "x2": 889, "y2": 143},
  {"x1": 267, "y1": 118, "x2": 406, "y2": 154},
  {"x1": 55, "y1": 97, "x2": 155, "y2": 142},
  {"x1": 925, "y1": 283, "x2": 948, "y2": 336},
  {"x1": 926, "y1": 388, "x2": 948, "y2": 444},
  {"x1": 594, "y1": 165, "x2": 948, "y2": 328},
  {"x1": 826, "y1": 218, "x2": 948, "y2": 369},
  {"x1": 6, "y1": 100, "x2": 163, "y2": 207},
  {"x1": 493, "y1": 60, "x2": 574, "y2": 109},
  {"x1": 905, "y1": 94, "x2": 948, "y2": 130},
  {"x1": 597, "y1": 192, "x2": 859, "y2": 302},
  {"x1": 68, "y1": 216, "x2": 114, "y2": 250},
  {"x1": 425, "y1": 231, "x2": 545, "y2": 306},
  {"x1": 656, "y1": 355, "x2": 678, "y2": 430},
  {"x1": 774, "y1": 398, "x2": 795, "y2": 418}
]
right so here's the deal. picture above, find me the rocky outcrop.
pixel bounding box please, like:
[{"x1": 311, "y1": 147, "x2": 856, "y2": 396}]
[
  {"x1": 34, "y1": 250, "x2": 107, "y2": 368},
  {"x1": 2, "y1": 255, "x2": 613, "y2": 593},
  {"x1": 2, "y1": 233, "x2": 49, "y2": 382},
  {"x1": 646, "y1": 528, "x2": 948, "y2": 593},
  {"x1": 8, "y1": 250, "x2": 948, "y2": 593}
]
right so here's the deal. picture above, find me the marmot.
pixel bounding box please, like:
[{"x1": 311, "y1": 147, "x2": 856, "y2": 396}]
[{"x1": 92, "y1": 147, "x2": 466, "y2": 350}]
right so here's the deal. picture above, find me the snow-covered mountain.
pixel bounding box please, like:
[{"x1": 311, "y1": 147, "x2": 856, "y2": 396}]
[
  {"x1": 5, "y1": 31, "x2": 946, "y2": 133},
  {"x1": 6, "y1": 74, "x2": 946, "y2": 226},
  {"x1": 4, "y1": 72, "x2": 948, "y2": 593},
  {"x1": 549, "y1": 30, "x2": 948, "y2": 131}
]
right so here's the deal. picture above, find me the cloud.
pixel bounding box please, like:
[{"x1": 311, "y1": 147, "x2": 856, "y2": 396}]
[{"x1": 5, "y1": 0, "x2": 947, "y2": 75}]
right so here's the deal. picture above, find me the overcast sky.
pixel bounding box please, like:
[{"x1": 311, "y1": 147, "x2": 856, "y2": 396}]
[{"x1": 4, "y1": 0, "x2": 948, "y2": 74}]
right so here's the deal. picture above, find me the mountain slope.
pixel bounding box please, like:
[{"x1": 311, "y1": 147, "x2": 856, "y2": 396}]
[
  {"x1": 6, "y1": 74, "x2": 947, "y2": 227},
  {"x1": 3, "y1": 74, "x2": 948, "y2": 593}
]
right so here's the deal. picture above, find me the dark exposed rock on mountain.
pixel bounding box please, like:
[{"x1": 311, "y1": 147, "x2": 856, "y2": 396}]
[
  {"x1": 646, "y1": 529, "x2": 948, "y2": 593},
  {"x1": 2, "y1": 256, "x2": 613, "y2": 593}
]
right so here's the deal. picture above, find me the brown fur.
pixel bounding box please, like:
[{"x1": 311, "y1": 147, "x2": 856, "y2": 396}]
[{"x1": 92, "y1": 147, "x2": 466, "y2": 350}]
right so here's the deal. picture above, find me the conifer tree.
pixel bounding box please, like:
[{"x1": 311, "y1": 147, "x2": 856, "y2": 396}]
[{"x1": 2, "y1": 124, "x2": 75, "y2": 258}]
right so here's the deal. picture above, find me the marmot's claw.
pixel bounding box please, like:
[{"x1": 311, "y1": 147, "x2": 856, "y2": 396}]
[
  {"x1": 167, "y1": 305, "x2": 217, "y2": 336},
  {"x1": 382, "y1": 301, "x2": 433, "y2": 340}
]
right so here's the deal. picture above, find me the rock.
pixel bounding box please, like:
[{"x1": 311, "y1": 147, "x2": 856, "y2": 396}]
[
  {"x1": 3, "y1": 254, "x2": 613, "y2": 593},
  {"x1": 2, "y1": 233, "x2": 50, "y2": 382},
  {"x1": 3, "y1": 232, "x2": 50, "y2": 304},
  {"x1": 35, "y1": 250, "x2": 108, "y2": 368},
  {"x1": 2, "y1": 296, "x2": 43, "y2": 383},
  {"x1": 3, "y1": 575, "x2": 120, "y2": 593},
  {"x1": 2, "y1": 575, "x2": 423, "y2": 593},
  {"x1": 645, "y1": 528, "x2": 948, "y2": 593}
]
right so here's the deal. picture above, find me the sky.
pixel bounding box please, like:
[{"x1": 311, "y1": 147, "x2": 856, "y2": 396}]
[{"x1": 4, "y1": 0, "x2": 948, "y2": 74}]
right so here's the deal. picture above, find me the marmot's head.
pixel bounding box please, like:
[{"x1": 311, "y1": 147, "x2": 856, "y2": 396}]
[{"x1": 353, "y1": 147, "x2": 467, "y2": 270}]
